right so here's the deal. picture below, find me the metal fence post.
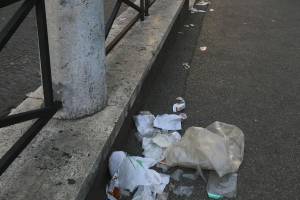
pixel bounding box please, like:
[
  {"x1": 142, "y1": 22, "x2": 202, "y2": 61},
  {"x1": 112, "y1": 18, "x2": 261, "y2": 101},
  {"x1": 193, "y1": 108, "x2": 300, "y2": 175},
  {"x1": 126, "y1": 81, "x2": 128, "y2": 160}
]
[
  {"x1": 35, "y1": 0, "x2": 54, "y2": 108},
  {"x1": 140, "y1": 0, "x2": 145, "y2": 21},
  {"x1": 145, "y1": 0, "x2": 149, "y2": 16}
]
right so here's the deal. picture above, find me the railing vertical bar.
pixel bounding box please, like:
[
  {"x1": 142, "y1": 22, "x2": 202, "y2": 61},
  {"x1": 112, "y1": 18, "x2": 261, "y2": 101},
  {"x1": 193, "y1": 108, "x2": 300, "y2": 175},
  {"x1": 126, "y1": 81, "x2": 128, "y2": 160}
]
[
  {"x1": 106, "y1": 0, "x2": 122, "y2": 38},
  {"x1": 145, "y1": 0, "x2": 149, "y2": 16},
  {"x1": 140, "y1": 0, "x2": 145, "y2": 21},
  {"x1": 35, "y1": 0, "x2": 54, "y2": 108}
]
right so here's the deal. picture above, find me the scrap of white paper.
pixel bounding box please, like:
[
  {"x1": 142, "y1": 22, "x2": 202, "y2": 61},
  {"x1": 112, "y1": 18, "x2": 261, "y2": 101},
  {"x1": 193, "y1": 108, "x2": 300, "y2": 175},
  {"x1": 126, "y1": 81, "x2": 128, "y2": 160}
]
[
  {"x1": 196, "y1": 1, "x2": 210, "y2": 6},
  {"x1": 200, "y1": 46, "x2": 207, "y2": 51},
  {"x1": 182, "y1": 62, "x2": 191, "y2": 70},
  {"x1": 190, "y1": 7, "x2": 207, "y2": 13},
  {"x1": 154, "y1": 114, "x2": 183, "y2": 131}
]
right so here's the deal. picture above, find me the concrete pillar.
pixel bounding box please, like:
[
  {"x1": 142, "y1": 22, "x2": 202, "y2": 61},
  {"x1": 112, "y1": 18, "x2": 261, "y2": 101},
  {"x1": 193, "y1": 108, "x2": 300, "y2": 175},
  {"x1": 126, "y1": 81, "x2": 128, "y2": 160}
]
[{"x1": 45, "y1": 0, "x2": 107, "y2": 119}]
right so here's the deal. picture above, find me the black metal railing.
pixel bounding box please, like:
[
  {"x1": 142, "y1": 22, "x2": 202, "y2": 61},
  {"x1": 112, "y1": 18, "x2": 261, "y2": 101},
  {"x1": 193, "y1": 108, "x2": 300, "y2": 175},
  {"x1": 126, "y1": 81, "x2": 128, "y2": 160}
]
[
  {"x1": 0, "y1": 0, "x2": 61, "y2": 176},
  {"x1": 0, "y1": 0, "x2": 157, "y2": 176},
  {"x1": 105, "y1": 0, "x2": 157, "y2": 54}
]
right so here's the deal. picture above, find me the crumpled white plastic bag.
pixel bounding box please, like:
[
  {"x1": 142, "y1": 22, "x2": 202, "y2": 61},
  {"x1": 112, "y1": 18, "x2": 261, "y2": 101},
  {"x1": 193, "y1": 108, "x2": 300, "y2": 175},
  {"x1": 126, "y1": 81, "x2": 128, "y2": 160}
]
[
  {"x1": 134, "y1": 112, "x2": 156, "y2": 137},
  {"x1": 132, "y1": 174, "x2": 170, "y2": 200},
  {"x1": 109, "y1": 151, "x2": 127, "y2": 176},
  {"x1": 152, "y1": 132, "x2": 181, "y2": 148},
  {"x1": 165, "y1": 122, "x2": 244, "y2": 177},
  {"x1": 109, "y1": 152, "x2": 169, "y2": 192},
  {"x1": 142, "y1": 137, "x2": 165, "y2": 161}
]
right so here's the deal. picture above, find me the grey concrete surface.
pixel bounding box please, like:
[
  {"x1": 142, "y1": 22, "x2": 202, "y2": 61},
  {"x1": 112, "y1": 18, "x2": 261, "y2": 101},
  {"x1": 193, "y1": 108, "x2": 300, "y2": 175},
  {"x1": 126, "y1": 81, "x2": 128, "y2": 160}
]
[
  {"x1": 116, "y1": 0, "x2": 300, "y2": 199},
  {"x1": 0, "y1": 0, "x2": 186, "y2": 199},
  {"x1": 0, "y1": 0, "x2": 126, "y2": 117},
  {"x1": 45, "y1": 0, "x2": 107, "y2": 119}
]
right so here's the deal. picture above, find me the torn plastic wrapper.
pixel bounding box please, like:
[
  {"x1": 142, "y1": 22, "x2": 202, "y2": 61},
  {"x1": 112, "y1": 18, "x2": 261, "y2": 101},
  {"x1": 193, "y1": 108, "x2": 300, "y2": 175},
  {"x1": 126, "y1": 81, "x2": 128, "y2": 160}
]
[
  {"x1": 154, "y1": 114, "x2": 185, "y2": 131},
  {"x1": 134, "y1": 112, "x2": 156, "y2": 137},
  {"x1": 118, "y1": 156, "x2": 161, "y2": 192},
  {"x1": 143, "y1": 132, "x2": 181, "y2": 162},
  {"x1": 135, "y1": 129, "x2": 161, "y2": 142},
  {"x1": 165, "y1": 122, "x2": 244, "y2": 177},
  {"x1": 106, "y1": 176, "x2": 121, "y2": 200},
  {"x1": 150, "y1": 173, "x2": 170, "y2": 194},
  {"x1": 132, "y1": 173, "x2": 170, "y2": 200},
  {"x1": 207, "y1": 172, "x2": 238, "y2": 199},
  {"x1": 182, "y1": 62, "x2": 191, "y2": 70},
  {"x1": 152, "y1": 132, "x2": 181, "y2": 148},
  {"x1": 109, "y1": 152, "x2": 168, "y2": 193},
  {"x1": 173, "y1": 97, "x2": 186, "y2": 112},
  {"x1": 143, "y1": 137, "x2": 165, "y2": 161}
]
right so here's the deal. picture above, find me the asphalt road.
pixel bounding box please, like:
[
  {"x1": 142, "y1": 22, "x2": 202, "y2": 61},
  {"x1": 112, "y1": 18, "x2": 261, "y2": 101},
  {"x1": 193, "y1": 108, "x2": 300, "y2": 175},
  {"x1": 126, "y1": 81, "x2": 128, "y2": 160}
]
[
  {"x1": 0, "y1": 0, "x2": 126, "y2": 117},
  {"x1": 115, "y1": 0, "x2": 300, "y2": 199}
]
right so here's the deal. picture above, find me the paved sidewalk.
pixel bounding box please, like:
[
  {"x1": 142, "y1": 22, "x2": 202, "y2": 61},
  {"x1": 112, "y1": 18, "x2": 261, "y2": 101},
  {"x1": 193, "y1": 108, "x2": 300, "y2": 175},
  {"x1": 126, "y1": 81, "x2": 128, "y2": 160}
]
[{"x1": 117, "y1": 0, "x2": 300, "y2": 199}]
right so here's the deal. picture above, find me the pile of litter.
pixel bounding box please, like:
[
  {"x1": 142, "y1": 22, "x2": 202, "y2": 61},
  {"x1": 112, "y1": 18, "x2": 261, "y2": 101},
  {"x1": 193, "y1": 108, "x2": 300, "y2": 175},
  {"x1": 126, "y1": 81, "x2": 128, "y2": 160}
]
[{"x1": 106, "y1": 97, "x2": 245, "y2": 200}]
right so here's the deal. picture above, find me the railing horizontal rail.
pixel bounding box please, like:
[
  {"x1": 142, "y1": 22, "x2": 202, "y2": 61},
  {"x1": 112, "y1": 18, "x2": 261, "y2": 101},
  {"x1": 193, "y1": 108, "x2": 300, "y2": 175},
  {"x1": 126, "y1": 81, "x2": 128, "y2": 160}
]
[
  {"x1": 0, "y1": 106, "x2": 61, "y2": 128},
  {"x1": 0, "y1": 102, "x2": 60, "y2": 176},
  {"x1": 0, "y1": 0, "x2": 23, "y2": 8},
  {"x1": 0, "y1": 0, "x2": 36, "y2": 51}
]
